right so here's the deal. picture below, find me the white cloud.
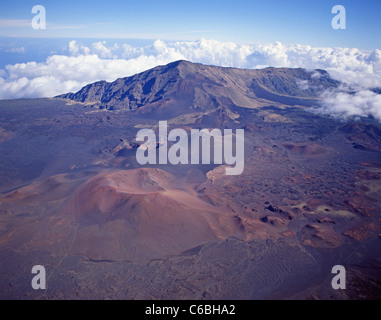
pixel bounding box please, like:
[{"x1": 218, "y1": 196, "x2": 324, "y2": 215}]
[
  {"x1": 296, "y1": 79, "x2": 310, "y2": 91},
  {"x1": 5, "y1": 46, "x2": 25, "y2": 53},
  {"x1": 0, "y1": 38, "x2": 380, "y2": 121},
  {"x1": 91, "y1": 41, "x2": 113, "y2": 58},
  {"x1": 313, "y1": 88, "x2": 381, "y2": 121},
  {"x1": 0, "y1": 19, "x2": 31, "y2": 28},
  {"x1": 68, "y1": 40, "x2": 90, "y2": 56}
]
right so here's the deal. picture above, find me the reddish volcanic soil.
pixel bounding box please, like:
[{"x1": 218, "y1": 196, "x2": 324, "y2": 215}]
[{"x1": 0, "y1": 168, "x2": 271, "y2": 263}]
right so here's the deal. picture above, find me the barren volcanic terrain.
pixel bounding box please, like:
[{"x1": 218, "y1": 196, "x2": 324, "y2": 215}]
[{"x1": 0, "y1": 61, "x2": 380, "y2": 299}]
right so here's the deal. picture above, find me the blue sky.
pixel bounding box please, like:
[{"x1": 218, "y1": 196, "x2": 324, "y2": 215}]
[
  {"x1": 0, "y1": 1, "x2": 380, "y2": 109},
  {"x1": 0, "y1": 0, "x2": 380, "y2": 49}
]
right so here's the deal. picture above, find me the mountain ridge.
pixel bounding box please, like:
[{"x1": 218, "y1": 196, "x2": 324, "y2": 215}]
[{"x1": 58, "y1": 60, "x2": 339, "y2": 112}]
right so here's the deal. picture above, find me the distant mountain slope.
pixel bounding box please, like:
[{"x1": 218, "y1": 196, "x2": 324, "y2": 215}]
[{"x1": 58, "y1": 60, "x2": 339, "y2": 112}]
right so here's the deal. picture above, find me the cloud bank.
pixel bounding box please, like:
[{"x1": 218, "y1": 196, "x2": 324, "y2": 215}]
[
  {"x1": 0, "y1": 39, "x2": 380, "y2": 120},
  {"x1": 314, "y1": 88, "x2": 381, "y2": 121}
]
